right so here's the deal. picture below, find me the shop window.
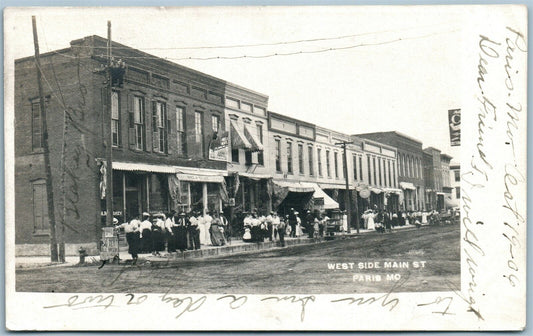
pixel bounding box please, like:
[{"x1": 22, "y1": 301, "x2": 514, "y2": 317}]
[
  {"x1": 111, "y1": 91, "x2": 121, "y2": 147},
  {"x1": 31, "y1": 102, "x2": 43, "y2": 151},
  {"x1": 32, "y1": 180, "x2": 49, "y2": 234},
  {"x1": 176, "y1": 106, "x2": 187, "y2": 156}
]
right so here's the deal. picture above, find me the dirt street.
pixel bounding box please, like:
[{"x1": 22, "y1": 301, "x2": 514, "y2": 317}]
[{"x1": 16, "y1": 224, "x2": 460, "y2": 294}]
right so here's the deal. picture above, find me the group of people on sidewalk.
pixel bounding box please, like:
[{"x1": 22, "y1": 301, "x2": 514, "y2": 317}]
[
  {"x1": 361, "y1": 208, "x2": 444, "y2": 233},
  {"x1": 114, "y1": 210, "x2": 230, "y2": 262},
  {"x1": 240, "y1": 208, "x2": 338, "y2": 245}
]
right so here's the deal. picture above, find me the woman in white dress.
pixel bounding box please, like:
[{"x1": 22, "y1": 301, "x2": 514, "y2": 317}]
[
  {"x1": 197, "y1": 213, "x2": 206, "y2": 245},
  {"x1": 367, "y1": 211, "x2": 376, "y2": 230},
  {"x1": 203, "y1": 211, "x2": 213, "y2": 245}
]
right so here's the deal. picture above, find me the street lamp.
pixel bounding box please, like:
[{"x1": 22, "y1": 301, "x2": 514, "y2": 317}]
[{"x1": 335, "y1": 141, "x2": 359, "y2": 234}]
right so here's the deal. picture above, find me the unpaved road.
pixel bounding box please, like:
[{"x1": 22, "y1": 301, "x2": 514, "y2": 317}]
[{"x1": 16, "y1": 224, "x2": 460, "y2": 294}]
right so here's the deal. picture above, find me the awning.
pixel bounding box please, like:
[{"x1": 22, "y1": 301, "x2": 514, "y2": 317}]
[
  {"x1": 436, "y1": 192, "x2": 446, "y2": 196},
  {"x1": 230, "y1": 119, "x2": 251, "y2": 150},
  {"x1": 113, "y1": 161, "x2": 177, "y2": 174},
  {"x1": 400, "y1": 182, "x2": 416, "y2": 190},
  {"x1": 273, "y1": 180, "x2": 315, "y2": 193},
  {"x1": 244, "y1": 123, "x2": 264, "y2": 152},
  {"x1": 308, "y1": 183, "x2": 339, "y2": 209}
]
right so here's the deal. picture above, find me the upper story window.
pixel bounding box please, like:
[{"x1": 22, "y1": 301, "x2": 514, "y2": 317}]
[
  {"x1": 195, "y1": 111, "x2": 204, "y2": 154},
  {"x1": 326, "y1": 150, "x2": 331, "y2": 177},
  {"x1": 454, "y1": 170, "x2": 460, "y2": 182},
  {"x1": 317, "y1": 148, "x2": 322, "y2": 176},
  {"x1": 298, "y1": 144, "x2": 304, "y2": 174},
  {"x1": 334, "y1": 152, "x2": 339, "y2": 179},
  {"x1": 31, "y1": 102, "x2": 43, "y2": 151},
  {"x1": 353, "y1": 155, "x2": 358, "y2": 180},
  {"x1": 308, "y1": 146, "x2": 314, "y2": 176},
  {"x1": 153, "y1": 101, "x2": 167, "y2": 153},
  {"x1": 133, "y1": 96, "x2": 145, "y2": 150},
  {"x1": 176, "y1": 106, "x2": 187, "y2": 156},
  {"x1": 211, "y1": 114, "x2": 220, "y2": 133},
  {"x1": 32, "y1": 180, "x2": 49, "y2": 234},
  {"x1": 256, "y1": 124, "x2": 264, "y2": 166},
  {"x1": 359, "y1": 156, "x2": 363, "y2": 183},
  {"x1": 367, "y1": 154, "x2": 372, "y2": 185},
  {"x1": 287, "y1": 142, "x2": 293, "y2": 174},
  {"x1": 275, "y1": 139, "x2": 281, "y2": 173},
  {"x1": 111, "y1": 91, "x2": 121, "y2": 147}
]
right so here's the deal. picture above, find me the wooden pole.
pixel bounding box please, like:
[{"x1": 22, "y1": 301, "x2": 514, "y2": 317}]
[
  {"x1": 32, "y1": 16, "x2": 59, "y2": 261},
  {"x1": 105, "y1": 20, "x2": 114, "y2": 228}
]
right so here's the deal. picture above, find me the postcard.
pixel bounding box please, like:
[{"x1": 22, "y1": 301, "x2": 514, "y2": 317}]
[{"x1": 4, "y1": 5, "x2": 527, "y2": 330}]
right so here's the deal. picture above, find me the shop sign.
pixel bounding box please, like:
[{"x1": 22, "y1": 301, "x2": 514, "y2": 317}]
[
  {"x1": 209, "y1": 131, "x2": 229, "y2": 162},
  {"x1": 448, "y1": 109, "x2": 461, "y2": 146},
  {"x1": 100, "y1": 210, "x2": 122, "y2": 216},
  {"x1": 314, "y1": 197, "x2": 325, "y2": 206},
  {"x1": 176, "y1": 173, "x2": 224, "y2": 183}
]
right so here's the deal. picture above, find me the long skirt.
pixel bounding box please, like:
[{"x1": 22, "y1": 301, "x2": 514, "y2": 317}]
[
  {"x1": 166, "y1": 231, "x2": 176, "y2": 252},
  {"x1": 126, "y1": 232, "x2": 140, "y2": 258},
  {"x1": 210, "y1": 224, "x2": 225, "y2": 246},
  {"x1": 151, "y1": 229, "x2": 165, "y2": 252},
  {"x1": 198, "y1": 223, "x2": 207, "y2": 245},
  {"x1": 175, "y1": 226, "x2": 188, "y2": 251},
  {"x1": 140, "y1": 229, "x2": 152, "y2": 253}
]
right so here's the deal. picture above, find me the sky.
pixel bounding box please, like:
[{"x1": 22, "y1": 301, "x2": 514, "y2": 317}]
[{"x1": 6, "y1": 6, "x2": 463, "y2": 159}]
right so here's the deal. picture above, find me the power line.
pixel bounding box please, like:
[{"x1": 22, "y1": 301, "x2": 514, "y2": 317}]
[
  {"x1": 45, "y1": 29, "x2": 458, "y2": 63},
  {"x1": 44, "y1": 21, "x2": 457, "y2": 51}
]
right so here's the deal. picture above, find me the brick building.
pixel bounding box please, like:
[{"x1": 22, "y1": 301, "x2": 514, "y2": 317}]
[
  {"x1": 356, "y1": 131, "x2": 425, "y2": 211},
  {"x1": 15, "y1": 36, "x2": 233, "y2": 255}
]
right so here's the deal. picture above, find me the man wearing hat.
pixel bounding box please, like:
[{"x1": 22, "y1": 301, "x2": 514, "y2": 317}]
[
  {"x1": 174, "y1": 211, "x2": 188, "y2": 252},
  {"x1": 219, "y1": 210, "x2": 231, "y2": 244},
  {"x1": 138, "y1": 213, "x2": 153, "y2": 253},
  {"x1": 187, "y1": 211, "x2": 201, "y2": 250},
  {"x1": 288, "y1": 208, "x2": 297, "y2": 238}
]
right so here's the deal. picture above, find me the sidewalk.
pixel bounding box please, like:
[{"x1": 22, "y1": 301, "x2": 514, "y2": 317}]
[{"x1": 15, "y1": 224, "x2": 420, "y2": 269}]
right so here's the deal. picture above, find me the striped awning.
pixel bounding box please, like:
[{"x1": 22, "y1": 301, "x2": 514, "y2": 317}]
[
  {"x1": 244, "y1": 123, "x2": 264, "y2": 152},
  {"x1": 230, "y1": 119, "x2": 252, "y2": 150}
]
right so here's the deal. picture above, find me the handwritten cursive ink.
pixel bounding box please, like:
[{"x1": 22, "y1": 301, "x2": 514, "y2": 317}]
[{"x1": 261, "y1": 295, "x2": 316, "y2": 322}]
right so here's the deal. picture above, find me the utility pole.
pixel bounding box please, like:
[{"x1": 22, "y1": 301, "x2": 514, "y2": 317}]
[
  {"x1": 336, "y1": 141, "x2": 360, "y2": 234},
  {"x1": 105, "y1": 20, "x2": 114, "y2": 228},
  {"x1": 32, "y1": 16, "x2": 59, "y2": 262}
]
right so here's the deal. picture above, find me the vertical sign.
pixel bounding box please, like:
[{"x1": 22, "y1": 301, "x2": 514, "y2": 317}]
[{"x1": 448, "y1": 108, "x2": 461, "y2": 146}]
